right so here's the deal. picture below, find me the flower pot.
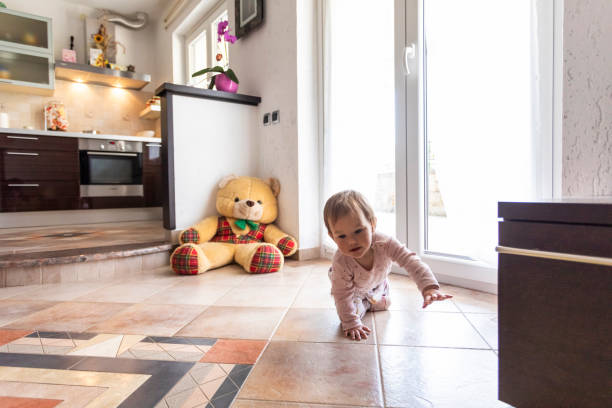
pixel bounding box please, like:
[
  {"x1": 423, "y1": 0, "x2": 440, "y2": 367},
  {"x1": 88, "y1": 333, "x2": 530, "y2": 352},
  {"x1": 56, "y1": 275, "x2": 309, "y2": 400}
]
[{"x1": 215, "y1": 73, "x2": 239, "y2": 93}]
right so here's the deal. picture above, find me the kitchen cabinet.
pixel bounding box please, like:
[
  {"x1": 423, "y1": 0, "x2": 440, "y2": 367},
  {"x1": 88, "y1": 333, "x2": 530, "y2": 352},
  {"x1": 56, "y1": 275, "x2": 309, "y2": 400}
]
[
  {"x1": 497, "y1": 200, "x2": 612, "y2": 408},
  {"x1": 0, "y1": 8, "x2": 54, "y2": 95},
  {"x1": 143, "y1": 141, "x2": 162, "y2": 207},
  {"x1": 0, "y1": 133, "x2": 78, "y2": 211}
]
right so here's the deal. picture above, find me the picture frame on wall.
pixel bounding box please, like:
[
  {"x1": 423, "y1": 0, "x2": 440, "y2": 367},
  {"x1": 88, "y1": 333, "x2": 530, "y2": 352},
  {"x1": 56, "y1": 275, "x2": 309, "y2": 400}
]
[{"x1": 235, "y1": 0, "x2": 263, "y2": 39}]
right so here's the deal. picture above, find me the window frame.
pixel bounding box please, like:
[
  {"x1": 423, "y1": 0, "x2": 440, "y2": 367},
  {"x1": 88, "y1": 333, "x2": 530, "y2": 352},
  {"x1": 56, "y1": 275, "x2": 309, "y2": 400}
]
[{"x1": 184, "y1": 1, "x2": 229, "y2": 88}]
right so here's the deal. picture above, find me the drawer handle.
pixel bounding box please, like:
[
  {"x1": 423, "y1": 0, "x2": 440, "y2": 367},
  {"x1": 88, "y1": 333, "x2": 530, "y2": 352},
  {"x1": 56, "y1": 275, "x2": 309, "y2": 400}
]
[
  {"x1": 86, "y1": 151, "x2": 137, "y2": 157},
  {"x1": 496, "y1": 246, "x2": 612, "y2": 267},
  {"x1": 7, "y1": 135, "x2": 39, "y2": 141},
  {"x1": 8, "y1": 183, "x2": 40, "y2": 187},
  {"x1": 7, "y1": 152, "x2": 39, "y2": 156},
  {"x1": 146, "y1": 143, "x2": 161, "y2": 147}
]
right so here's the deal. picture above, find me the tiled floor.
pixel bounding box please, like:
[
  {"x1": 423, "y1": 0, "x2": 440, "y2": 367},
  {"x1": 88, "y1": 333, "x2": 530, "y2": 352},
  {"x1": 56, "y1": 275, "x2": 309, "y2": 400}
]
[{"x1": 0, "y1": 260, "x2": 510, "y2": 407}]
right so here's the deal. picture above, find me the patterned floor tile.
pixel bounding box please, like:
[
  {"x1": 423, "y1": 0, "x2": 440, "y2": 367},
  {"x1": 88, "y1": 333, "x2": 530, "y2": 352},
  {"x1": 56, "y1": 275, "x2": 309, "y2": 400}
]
[
  {"x1": 0, "y1": 396, "x2": 62, "y2": 408},
  {"x1": 0, "y1": 381, "x2": 106, "y2": 407},
  {"x1": 0, "y1": 329, "x2": 32, "y2": 346},
  {"x1": 199, "y1": 339, "x2": 267, "y2": 365}
]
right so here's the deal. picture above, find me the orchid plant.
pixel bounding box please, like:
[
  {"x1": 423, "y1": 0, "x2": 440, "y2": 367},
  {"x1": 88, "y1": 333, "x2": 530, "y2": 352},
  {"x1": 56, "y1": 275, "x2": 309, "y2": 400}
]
[{"x1": 192, "y1": 20, "x2": 239, "y2": 89}]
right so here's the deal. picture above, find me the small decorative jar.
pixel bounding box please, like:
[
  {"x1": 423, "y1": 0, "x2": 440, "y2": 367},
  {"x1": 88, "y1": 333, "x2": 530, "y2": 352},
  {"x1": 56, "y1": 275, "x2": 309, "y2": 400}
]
[{"x1": 44, "y1": 101, "x2": 68, "y2": 131}]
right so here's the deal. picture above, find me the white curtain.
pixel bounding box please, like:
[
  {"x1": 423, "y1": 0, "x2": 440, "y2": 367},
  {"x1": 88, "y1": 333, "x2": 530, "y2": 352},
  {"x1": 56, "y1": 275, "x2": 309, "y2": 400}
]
[{"x1": 321, "y1": 0, "x2": 396, "y2": 255}]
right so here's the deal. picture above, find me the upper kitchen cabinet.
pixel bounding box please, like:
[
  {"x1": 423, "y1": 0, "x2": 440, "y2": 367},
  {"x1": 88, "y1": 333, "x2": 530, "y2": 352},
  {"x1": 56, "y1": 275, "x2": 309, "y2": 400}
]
[{"x1": 0, "y1": 8, "x2": 54, "y2": 95}]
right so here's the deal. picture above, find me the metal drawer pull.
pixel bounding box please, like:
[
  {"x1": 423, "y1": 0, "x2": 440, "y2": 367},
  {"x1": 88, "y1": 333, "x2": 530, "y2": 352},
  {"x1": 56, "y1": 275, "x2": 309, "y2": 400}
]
[
  {"x1": 86, "y1": 151, "x2": 137, "y2": 157},
  {"x1": 7, "y1": 152, "x2": 39, "y2": 156},
  {"x1": 496, "y1": 246, "x2": 612, "y2": 267},
  {"x1": 7, "y1": 135, "x2": 39, "y2": 140},
  {"x1": 146, "y1": 143, "x2": 161, "y2": 147},
  {"x1": 8, "y1": 184, "x2": 39, "y2": 187}
]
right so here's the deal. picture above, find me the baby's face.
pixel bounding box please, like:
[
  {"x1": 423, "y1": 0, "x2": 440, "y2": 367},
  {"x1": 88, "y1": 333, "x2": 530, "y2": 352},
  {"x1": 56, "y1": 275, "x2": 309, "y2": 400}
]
[{"x1": 328, "y1": 210, "x2": 376, "y2": 260}]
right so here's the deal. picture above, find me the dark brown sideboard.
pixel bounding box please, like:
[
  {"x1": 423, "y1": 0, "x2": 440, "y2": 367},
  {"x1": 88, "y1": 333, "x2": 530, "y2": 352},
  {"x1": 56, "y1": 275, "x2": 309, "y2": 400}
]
[{"x1": 497, "y1": 200, "x2": 612, "y2": 408}]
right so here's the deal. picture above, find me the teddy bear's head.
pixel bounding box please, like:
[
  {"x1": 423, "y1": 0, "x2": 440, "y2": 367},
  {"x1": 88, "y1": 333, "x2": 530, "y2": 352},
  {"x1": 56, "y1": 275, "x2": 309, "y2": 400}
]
[{"x1": 216, "y1": 175, "x2": 280, "y2": 224}]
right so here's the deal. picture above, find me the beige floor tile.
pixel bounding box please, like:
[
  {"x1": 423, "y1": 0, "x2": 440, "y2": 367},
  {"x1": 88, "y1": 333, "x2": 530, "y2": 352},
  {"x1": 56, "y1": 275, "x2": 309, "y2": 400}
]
[
  {"x1": 88, "y1": 303, "x2": 207, "y2": 336},
  {"x1": 214, "y1": 285, "x2": 300, "y2": 308},
  {"x1": 200, "y1": 376, "x2": 225, "y2": 400},
  {"x1": 387, "y1": 285, "x2": 460, "y2": 312},
  {"x1": 188, "y1": 265, "x2": 248, "y2": 286},
  {"x1": 176, "y1": 306, "x2": 286, "y2": 340},
  {"x1": 0, "y1": 299, "x2": 56, "y2": 326},
  {"x1": 232, "y1": 401, "x2": 365, "y2": 408},
  {"x1": 374, "y1": 310, "x2": 490, "y2": 348},
  {"x1": 189, "y1": 363, "x2": 227, "y2": 385},
  {"x1": 300, "y1": 267, "x2": 332, "y2": 288},
  {"x1": 449, "y1": 286, "x2": 498, "y2": 313},
  {"x1": 291, "y1": 285, "x2": 336, "y2": 309},
  {"x1": 3, "y1": 301, "x2": 129, "y2": 332},
  {"x1": 387, "y1": 273, "x2": 416, "y2": 288},
  {"x1": 273, "y1": 308, "x2": 376, "y2": 344},
  {"x1": 5, "y1": 266, "x2": 41, "y2": 286},
  {"x1": 238, "y1": 341, "x2": 383, "y2": 406},
  {"x1": 236, "y1": 266, "x2": 311, "y2": 287},
  {"x1": 379, "y1": 345, "x2": 510, "y2": 408},
  {"x1": 75, "y1": 281, "x2": 174, "y2": 303},
  {"x1": 0, "y1": 285, "x2": 39, "y2": 300},
  {"x1": 11, "y1": 282, "x2": 111, "y2": 301},
  {"x1": 143, "y1": 283, "x2": 234, "y2": 305},
  {"x1": 465, "y1": 313, "x2": 498, "y2": 349}
]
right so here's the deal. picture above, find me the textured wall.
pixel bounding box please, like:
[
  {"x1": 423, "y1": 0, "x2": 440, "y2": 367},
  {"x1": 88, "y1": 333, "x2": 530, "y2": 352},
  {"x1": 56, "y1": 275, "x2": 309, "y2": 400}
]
[{"x1": 563, "y1": 0, "x2": 612, "y2": 196}]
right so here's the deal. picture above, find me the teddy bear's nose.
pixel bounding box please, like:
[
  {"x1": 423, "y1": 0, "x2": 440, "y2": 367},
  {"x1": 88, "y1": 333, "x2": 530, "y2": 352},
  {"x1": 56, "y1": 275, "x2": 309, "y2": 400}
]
[{"x1": 246, "y1": 200, "x2": 255, "y2": 207}]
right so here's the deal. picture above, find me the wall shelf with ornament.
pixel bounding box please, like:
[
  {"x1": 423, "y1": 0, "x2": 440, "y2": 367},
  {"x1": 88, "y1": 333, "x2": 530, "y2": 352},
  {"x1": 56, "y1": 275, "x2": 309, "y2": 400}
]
[{"x1": 54, "y1": 61, "x2": 150, "y2": 90}]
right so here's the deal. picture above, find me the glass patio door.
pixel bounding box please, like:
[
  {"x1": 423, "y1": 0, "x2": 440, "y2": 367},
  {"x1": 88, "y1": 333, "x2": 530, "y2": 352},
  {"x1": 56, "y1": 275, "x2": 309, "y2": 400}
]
[{"x1": 399, "y1": 0, "x2": 557, "y2": 288}]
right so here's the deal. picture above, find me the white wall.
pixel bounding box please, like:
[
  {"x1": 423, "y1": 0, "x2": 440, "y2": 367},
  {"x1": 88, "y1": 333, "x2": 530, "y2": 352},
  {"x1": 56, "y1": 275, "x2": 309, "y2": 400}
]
[
  {"x1": 6, "y1": 0, "x2": 160, "y2": 92},
  {"x1": 562, "y1": 0, "x2": 612, "y2": 196},
  {"x1": 155, "y1": 0, "x2": 321, "y2": 254},
  {"x1": 172, "y1": 95, "x2": 259, "y2": 229}
]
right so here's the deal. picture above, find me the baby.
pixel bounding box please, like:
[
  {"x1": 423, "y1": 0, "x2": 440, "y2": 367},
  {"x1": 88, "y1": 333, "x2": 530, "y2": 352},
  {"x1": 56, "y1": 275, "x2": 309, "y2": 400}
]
[{"x1": 324, "y1": 190, "x2": 452, "y2": 340}]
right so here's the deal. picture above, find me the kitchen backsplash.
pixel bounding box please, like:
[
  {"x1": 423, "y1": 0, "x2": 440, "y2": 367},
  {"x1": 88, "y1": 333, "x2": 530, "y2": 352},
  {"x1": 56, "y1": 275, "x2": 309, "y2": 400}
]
[{"x1": 0, "y1": 80, "x2": 160, "y2": 137}]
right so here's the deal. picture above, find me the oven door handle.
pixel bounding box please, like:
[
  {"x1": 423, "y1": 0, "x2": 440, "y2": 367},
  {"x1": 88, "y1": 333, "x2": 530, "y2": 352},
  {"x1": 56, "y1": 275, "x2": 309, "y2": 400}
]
[{"x1": 86, "y1": 151, "x2": 138, "y2": 157}]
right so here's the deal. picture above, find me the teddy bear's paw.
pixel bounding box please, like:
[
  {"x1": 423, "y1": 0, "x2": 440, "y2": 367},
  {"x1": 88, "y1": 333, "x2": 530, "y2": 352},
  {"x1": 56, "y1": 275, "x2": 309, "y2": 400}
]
[
  {"x1": 180, "y1": 228, "x2": 200, "y2": 244},
  {"x1": 171, "y1": 244, "x2": 207, "y2": 275},
  {"x1": 277, "y1": 236, "x2": 297, "y2": 256},
  {"x1": 249, "y1": 245, "x2": 283, "y2": 274}
]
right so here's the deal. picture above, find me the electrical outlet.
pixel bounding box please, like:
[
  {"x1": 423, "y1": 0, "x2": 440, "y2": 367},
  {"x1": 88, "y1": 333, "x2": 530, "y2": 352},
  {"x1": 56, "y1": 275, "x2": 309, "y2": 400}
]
[
  {"x1": 272, "y1": 110, "x2": 280, "y2": 124},
  {"x1": 263, "y1": 112, "x2": 271, "y2": 126}
]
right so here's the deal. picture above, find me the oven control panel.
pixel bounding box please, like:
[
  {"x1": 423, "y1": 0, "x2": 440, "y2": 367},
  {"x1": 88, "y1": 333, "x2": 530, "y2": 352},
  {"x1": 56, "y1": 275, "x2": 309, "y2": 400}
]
[{"x1": 78, "y1": 138, "x2": 143, "y2": 153}]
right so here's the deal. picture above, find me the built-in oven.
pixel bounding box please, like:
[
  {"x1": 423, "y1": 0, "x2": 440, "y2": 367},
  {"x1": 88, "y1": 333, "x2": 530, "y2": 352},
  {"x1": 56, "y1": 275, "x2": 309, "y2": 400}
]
[{"x1": 79, "y1": 138, "x2": 143, "y2": 197}]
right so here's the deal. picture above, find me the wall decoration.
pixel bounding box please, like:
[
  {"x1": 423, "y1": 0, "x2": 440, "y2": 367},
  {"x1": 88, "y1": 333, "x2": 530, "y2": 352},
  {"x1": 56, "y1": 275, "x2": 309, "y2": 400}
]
[{"x1": 235, "y1": 0, "x2": 263, "y2": 39}]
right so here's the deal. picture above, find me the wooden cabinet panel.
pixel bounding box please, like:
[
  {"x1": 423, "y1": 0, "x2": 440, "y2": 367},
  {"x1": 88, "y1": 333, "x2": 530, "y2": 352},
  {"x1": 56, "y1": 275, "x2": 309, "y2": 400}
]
[
  {"x1": 498, "y1": 200, "x2": 612, "y2": 408},
  {"x1": 0, "y1": 134, "x2": 77, "y2": 151},
  {"x1": 499, "y1": 220, "x2": 612, "y2": 258},
  {"x1": 498, "y1": 253, "x2": 611, "y2": 408},
  {"x1": 1, "y1": 149, "x2": 78, "y2": 181},
  {"x1": 1, "y1": 180, "x2": 78, "y2": 211},
  {"x1": 143, "y1": 142, "x2": 162, "y2": 207}
]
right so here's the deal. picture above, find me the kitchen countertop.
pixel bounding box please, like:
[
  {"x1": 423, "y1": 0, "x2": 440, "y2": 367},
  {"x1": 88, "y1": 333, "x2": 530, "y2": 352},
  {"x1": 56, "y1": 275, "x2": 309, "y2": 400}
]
[{"x1": 0, "y1": 127, "x2": 161, "y2": 143}]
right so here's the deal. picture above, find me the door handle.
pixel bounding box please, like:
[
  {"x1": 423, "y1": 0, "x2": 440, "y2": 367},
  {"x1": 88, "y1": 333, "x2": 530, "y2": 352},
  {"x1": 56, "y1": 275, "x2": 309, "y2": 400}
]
[
  {"x1": 8, "y1": 183, "x2": 40, "y2": 187},
  {"x1": 7, "y1": 135, "x2": 39, "y2": 140},
  {"x1": 403, "y1": 43, "x2": 416, "y2": 75},
  {"x1": 496, "y1": 246, "x2": 612, "y2": 267},
  {"x1": 7, "y1": 152, "x2": 39, "y2": 156}
]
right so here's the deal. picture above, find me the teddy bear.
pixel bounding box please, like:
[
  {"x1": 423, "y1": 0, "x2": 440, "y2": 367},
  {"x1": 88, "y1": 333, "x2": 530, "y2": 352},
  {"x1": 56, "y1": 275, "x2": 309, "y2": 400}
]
[{"x1": 170, "y1": 175, "x2": 298, "y2": 275}]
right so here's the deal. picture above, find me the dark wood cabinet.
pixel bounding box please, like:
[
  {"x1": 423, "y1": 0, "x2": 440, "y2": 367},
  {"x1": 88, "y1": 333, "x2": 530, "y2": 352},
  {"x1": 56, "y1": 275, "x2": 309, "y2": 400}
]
[
  {"x1": 0, "y1": 133, "x2": 79, "y2": 212},
  {"x1": 143, "y1": 141, "x2": 162, "y2": 207},
  {"x1": 497, "y1": 200, "x2": 612, "y2": 408}
]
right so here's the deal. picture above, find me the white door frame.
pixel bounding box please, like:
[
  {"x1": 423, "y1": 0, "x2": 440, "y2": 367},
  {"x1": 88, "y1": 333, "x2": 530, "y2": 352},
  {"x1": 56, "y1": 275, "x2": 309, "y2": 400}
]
[{"x1": 394, "y1": 0, "x2": 563, "y2": 294}]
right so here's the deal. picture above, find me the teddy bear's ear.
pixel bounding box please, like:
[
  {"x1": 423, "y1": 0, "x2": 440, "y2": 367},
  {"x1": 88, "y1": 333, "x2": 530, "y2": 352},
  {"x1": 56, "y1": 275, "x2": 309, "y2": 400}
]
[
  {"x1": 268, "y1": 178, "x2": 281, "y2": 197},
  {"x1": 218, "y1": 174, "x2": 239, "y2": 188}
]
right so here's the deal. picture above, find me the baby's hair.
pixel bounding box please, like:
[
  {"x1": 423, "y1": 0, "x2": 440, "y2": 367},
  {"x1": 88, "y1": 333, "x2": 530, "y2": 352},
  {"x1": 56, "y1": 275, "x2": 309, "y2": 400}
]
[{"x1": 323, "y1": 190, "x2": 376, "y2": 233}]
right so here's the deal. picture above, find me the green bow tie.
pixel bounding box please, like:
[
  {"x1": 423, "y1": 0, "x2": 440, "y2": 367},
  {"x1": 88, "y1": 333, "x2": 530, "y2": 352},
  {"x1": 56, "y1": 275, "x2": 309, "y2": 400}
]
[{"x1": 235, "y1": 219, "x2": 258, "y2": 230}]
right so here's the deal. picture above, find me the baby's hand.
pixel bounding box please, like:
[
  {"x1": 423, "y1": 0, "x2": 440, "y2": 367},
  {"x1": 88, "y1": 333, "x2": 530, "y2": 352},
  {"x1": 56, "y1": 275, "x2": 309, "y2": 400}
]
[
  {"x1": 422, "y1": 287, "x2": 453, "y2": 308},
  {"x1": 344, "y1": 324, "x2": 371, "y2": 341}
]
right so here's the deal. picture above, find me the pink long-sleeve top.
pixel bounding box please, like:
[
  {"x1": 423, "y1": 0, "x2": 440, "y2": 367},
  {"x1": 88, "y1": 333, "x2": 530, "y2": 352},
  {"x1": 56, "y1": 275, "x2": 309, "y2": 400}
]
[{"x1": 330, "y1": 232, "x2": 439, "y2": 331}]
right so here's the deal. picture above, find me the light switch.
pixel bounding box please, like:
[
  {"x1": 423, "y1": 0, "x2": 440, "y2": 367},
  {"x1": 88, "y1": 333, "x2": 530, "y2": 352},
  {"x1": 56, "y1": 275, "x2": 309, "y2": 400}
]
[
  {"x1": 263, "y1": 112, "x2": 271, "y2": 126},
  {"x1": 272, "y1": 110, "x2": 280, "y2": 124}
]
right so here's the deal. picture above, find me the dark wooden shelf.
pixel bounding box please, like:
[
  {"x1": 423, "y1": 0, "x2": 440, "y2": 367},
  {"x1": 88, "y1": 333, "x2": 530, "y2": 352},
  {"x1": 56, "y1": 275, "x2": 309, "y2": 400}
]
[{"x1": 155, "y1": 83, "x2": 261, "y2": 105}]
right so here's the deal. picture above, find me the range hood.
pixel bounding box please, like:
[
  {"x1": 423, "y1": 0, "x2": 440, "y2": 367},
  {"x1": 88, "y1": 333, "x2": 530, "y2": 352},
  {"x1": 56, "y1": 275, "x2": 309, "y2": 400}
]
[{"x1": 54, "y1": 61, "x2": 151, "y2": 90}]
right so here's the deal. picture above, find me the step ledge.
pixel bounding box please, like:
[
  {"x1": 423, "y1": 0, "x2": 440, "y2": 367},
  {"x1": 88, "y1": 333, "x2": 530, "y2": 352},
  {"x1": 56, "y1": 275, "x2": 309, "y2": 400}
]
[{"x1": 0, "y1": 241, "x2": 172, "y2": 269}]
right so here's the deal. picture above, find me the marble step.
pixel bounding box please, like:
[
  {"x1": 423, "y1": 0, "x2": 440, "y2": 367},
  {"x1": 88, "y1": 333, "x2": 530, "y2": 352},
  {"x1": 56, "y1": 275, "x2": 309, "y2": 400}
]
[{"x1": 0, "y1": 242, "x2": 173, "y2": 287}]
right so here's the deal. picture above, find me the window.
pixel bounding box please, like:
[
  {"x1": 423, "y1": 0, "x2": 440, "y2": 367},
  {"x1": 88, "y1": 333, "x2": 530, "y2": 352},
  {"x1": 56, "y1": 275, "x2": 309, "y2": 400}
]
[{"x1": 186, "y1": 3, "x2": 229, "y2": 88}]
